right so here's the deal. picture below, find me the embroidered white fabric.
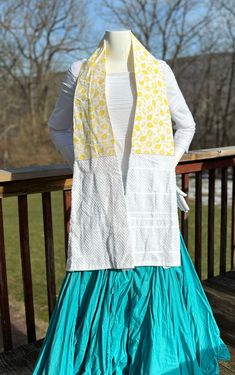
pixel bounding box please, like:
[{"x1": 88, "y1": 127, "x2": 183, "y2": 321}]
[
  {"x1": 48, "y1": 59, "x2": 196, "y2": 178},
  {"x1": 66, "y1": 153, "x2": 181, "y2": 271}
]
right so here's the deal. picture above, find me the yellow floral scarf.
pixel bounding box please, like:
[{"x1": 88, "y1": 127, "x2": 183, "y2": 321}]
[
  {"x1": 66, "y1": 31, "x2": 181, "y2": 272},
  {"x1": 73, "y1": 31, "x2": 175, "y2": 161}
]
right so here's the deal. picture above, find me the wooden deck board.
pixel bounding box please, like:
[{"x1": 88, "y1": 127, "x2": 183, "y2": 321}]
[
  {"x1": 0, "y1": 338, "x2": 233, "y2": 374},
  {"x1": 0, "y1": 271, "x2": 234, "y2": 374},
  {"x1": 0, "y1": 339, "x2": 43, "y2": 374},
  {"x1": 202, "y1": 270, "x2": 235, "y2": 373},
  {"x1": 202, "y1": 271, "x2": 235, "y2": 347},
  {"x1": 219, "y1": 343, "x2": 235, "y2": 374}
]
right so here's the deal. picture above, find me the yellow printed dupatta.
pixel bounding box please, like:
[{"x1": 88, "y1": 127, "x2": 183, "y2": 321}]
[
  {"x1": 66, "y1": 31, "x2": 180, "y2": 272},
  {"x1": 73, "y1": 31, "x2": 175, "y2": 160}
]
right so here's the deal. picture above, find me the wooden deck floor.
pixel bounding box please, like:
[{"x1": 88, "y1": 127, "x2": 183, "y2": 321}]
[
  {"x1": 202, "y1": 270, "x2": 235, "y2": 374},
  {"x1": 0, "y1": 339, "x2": 233, "y2": 374},
  {"x1": 0, "y1": 271, "x2": 234, "y2": 374}
]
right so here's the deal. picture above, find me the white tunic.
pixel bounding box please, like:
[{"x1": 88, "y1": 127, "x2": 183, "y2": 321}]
[
  {"x1": 48, "y1": 60, "x2": 196, "y2": 270},
  {"x1": 48, "y1": 59, "x2": 196, "y2": 172}
]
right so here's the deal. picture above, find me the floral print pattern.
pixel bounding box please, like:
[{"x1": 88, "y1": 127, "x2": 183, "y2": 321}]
[{"x1": 73, "y1": 32, "x2": 175, "y2": 160}]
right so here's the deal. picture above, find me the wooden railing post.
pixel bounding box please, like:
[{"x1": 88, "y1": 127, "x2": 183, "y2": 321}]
[
  {"x1": 220, "y1": 167, "x2": 228, "y2": 275},
  {"x1": 0, "y1": 198, "x2": 13, "y2": 351},
  {"x1": 208, "y1": 168, "x2": 215, "y2": 278},
  {"x1": 41, "y1": 191, "x2": 56, "y2": 318},
  {"x1": 195, "y1": 171, "x2": 202, "y2": 280},
  {"x1": 231, "y1": 166, "x2": 235, "y2": 270},
  {"x1": 18, "y1": 194, "x2": 36, "y2": 343}
]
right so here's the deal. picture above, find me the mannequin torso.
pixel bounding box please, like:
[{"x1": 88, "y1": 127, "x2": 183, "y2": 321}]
[{"x1": 105, "y1": 29, "x2": 186, "y2": 168}]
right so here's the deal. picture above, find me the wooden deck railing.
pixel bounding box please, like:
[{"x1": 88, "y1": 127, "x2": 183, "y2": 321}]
[{"x1": 0, "y1": 146, "x2": 234, "y2": 352}]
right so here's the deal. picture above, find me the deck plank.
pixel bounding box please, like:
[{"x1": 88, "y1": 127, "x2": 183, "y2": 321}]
[
  {"x1": 0, "y1": 271, "x2": 234, "y2": 373},
  {"x1": 202, "y1": 271, "x2": 235, "y2": 373},
  {"x1": 0, "y1": 339, "x2": 43, "y2": 374},
  {"x1": 0, "y1": 338, "x2": 234, "y2": 374},
  {"x1": 219, "y1": 343, "x2": 235, "y2": 373},
  {"x1": 202, "y1": 271, "x2": 235, "y2": 348}
]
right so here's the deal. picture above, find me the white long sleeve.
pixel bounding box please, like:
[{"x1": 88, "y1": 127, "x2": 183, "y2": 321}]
[
  {"x1": 161, "y1": 60, "x2": 196, "y2": 152},
  {"x1": 48, "y1": 59, "x2": 86, "y2": 169},
  {"x1": 48, "y1": 58, "x2": 196, "y2": 169}
]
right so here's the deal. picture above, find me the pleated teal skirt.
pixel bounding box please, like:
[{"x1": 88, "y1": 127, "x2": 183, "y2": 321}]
[{"x1": 33, "y1": 232, "x2": 231, "y2": 374}]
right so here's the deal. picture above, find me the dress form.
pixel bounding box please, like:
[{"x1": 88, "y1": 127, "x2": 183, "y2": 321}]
[{"x1": 104, "y1": 29, "x2": 186, "y2": 169}]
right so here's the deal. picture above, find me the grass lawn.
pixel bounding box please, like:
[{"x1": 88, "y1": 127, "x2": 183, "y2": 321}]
[
  {"x1": 3, "y1": 191, "x2": 66, "y2": 325},
  {"x1": 2, "y1": 191, "x2": 233, "y2": 327}
]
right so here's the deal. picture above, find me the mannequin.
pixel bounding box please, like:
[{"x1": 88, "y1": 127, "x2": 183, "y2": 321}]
[
  {"x1": 32, "y1": 29, "x2": 231, "y2": 374},
  {"x1": 51, "y1": 30, "x2": 189, "y2": 212},
  {"x1": 105, "y1": 30, "x2": 189, "y2": 212},
  {"x1": 102, "y1": 30, "x2": 188, "y2": 270}
]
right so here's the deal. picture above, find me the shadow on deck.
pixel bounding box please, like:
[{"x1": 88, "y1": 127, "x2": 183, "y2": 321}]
[
  {"x1": 202, "y1": 270, "x2": 235, "y2": 373},
  {"x1": 0, "y1": 272, "x2": 234, "y2": 374}
]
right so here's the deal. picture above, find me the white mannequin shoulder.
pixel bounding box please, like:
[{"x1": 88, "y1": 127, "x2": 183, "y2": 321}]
[
  {"x1": 70, "y1": 59, "x2": 87, "y2": 78},
  {"x1": 156, "y1": 59, "x2": 172, "y2": 75}
]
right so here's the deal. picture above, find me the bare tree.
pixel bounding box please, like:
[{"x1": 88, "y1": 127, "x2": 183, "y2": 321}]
[
  {"x1": 1, "y1": 0, "x2": 235, "y2": 166},
  {"x1": 96, "y1": 0, "x2": 235, "y2": 149},
  {"x1": 190, "y1": 0, "x2": 235, "y2": 147},
  {"x1": 0, "y1": 0, "x2": 90, "y2": 146},
  {"x1": 216, "y1": 0, "x2": 235, "y2": 145},
  {"x1": 96, "y1": 0, "x2": 213, "y2": 66}
]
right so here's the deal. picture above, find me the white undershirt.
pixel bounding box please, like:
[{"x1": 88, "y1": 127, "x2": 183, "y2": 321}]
[{"x1": 105, "y1": 71, "x2": 137, "y2": 184}]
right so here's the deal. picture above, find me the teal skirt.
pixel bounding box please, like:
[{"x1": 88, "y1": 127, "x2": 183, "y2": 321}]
[{"x1": 33, "y1": 232, "x2": 231, "y2": 374}]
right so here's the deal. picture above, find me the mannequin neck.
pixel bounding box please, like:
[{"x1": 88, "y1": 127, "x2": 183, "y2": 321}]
[{"x1": 104, "y1": 29, "x2": 134, "y2": 73}]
